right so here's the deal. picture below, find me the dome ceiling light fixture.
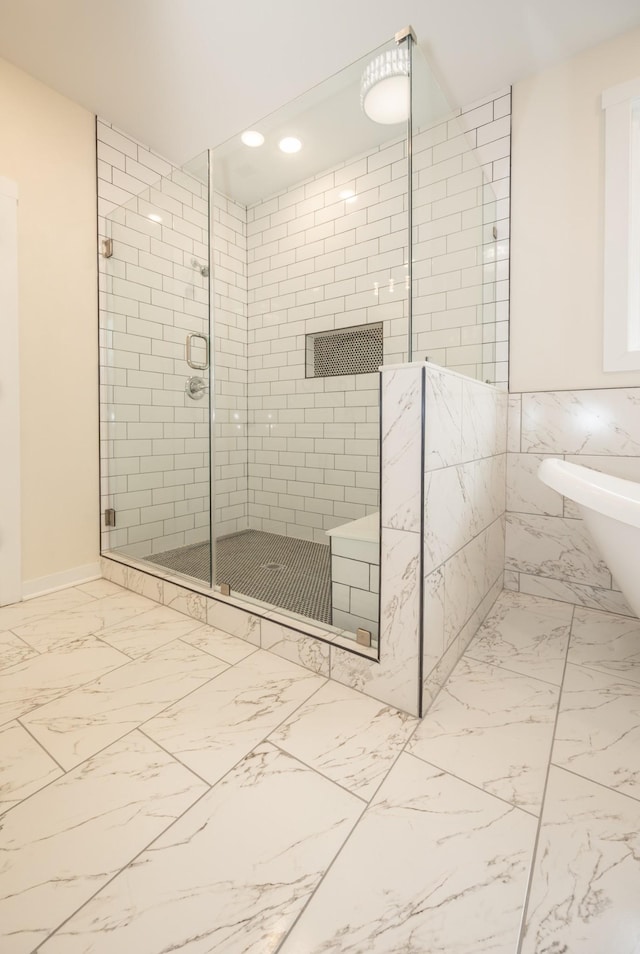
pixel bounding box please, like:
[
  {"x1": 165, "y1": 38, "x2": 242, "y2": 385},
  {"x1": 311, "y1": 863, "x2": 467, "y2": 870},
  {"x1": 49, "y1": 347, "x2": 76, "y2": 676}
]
[{"x1": 361, "y1": 26, "x2": 416, "y2": 126}]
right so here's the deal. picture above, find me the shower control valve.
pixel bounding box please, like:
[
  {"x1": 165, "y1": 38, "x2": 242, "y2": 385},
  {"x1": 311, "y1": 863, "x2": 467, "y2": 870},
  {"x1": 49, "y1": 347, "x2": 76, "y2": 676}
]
[{"x1": 185, "y1": 375, "x2": 208, "y2": 400}]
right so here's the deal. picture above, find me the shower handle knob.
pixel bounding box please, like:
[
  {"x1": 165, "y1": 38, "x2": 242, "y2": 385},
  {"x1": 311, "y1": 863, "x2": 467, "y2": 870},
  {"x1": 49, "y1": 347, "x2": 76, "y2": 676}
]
[{"x1": 186, "y1": 375, "x2": 208, "y2": 400}]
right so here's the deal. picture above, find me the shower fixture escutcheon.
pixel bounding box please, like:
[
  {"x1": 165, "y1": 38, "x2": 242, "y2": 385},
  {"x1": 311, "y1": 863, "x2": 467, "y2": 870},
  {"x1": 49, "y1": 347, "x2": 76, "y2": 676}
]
[{"x1": 185, "y1": 376, "x2": 207, "y2": 400}]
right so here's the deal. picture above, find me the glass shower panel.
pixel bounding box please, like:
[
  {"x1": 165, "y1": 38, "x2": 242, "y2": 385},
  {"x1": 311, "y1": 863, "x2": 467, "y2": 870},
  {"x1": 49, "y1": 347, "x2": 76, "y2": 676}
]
[
  {"x1": 410, "y1": 45, "x2": 498, "y2": 380},
  {"x1": 99, "y1": 152, "x2": 213, "y2": 586},
  {"x1": 208, "y1": 36, "x2": 411, "y2": 641}
]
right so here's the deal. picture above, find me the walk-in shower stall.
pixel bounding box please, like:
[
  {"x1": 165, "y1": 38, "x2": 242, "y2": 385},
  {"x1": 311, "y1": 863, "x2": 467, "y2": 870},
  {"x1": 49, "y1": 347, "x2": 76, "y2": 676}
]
[{"x1": 98, "y1": 27, "x2": 499, "y2": 653}]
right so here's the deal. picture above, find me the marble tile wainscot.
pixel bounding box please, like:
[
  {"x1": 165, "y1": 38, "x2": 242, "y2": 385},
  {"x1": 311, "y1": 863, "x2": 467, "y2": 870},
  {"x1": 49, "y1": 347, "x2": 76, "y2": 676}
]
[
  {"x1": 506, "y1": 387, "x2": 640, "y2": 617},
  {"x1": 422, "y1": 364, "x2": 508, "y2": 711},
  {"x1": 102, "y1": 362, "x2": 506, "y2": 717}
]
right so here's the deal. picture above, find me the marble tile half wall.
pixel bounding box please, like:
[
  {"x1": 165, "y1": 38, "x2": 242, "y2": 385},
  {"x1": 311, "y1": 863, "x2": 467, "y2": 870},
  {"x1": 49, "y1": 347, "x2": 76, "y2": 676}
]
[
  {"x1": 422, "y1": 366, "x2": 508, "y2": 713},
  {"x1": 506, "y1": 388, "x2": 640, "y2": 617},
  {"x1": 101, "y1": 364, "x2": 507, "y2": 718}
]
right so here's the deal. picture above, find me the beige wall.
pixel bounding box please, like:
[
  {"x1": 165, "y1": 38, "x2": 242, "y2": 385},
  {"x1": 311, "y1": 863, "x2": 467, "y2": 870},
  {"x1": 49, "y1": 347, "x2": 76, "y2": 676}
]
[
  {"x1": 510, "y1": 26, "x2": 640, "y2": 392},
  {"x1": 0, "y1": 56, "x2": 98, "y2": 585}
]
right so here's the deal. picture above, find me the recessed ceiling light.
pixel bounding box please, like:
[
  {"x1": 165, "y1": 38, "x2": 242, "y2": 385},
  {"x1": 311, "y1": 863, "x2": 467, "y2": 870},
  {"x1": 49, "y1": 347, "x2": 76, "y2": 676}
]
[
  {"x1": 279, "y1": 136, "x2": 302, "y2": 154},
  {"x1": 241, "y1": 130, "x2": 265, "y2": 148},
  {"x1": 147, "y1": 213, "x2": 162, "y2": 223}
]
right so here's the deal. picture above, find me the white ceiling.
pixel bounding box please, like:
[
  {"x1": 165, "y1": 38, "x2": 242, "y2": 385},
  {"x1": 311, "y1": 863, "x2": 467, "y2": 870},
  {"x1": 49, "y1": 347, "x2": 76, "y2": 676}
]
[{"x1": 0, "y1": 0, "x2": 639, "y2": 168}]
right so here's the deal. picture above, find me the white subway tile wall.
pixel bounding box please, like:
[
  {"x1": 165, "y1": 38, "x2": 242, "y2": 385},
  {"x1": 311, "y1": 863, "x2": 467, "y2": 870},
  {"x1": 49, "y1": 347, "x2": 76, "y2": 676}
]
[
  {"x1": 244, "y1": 86, "x2": 510, "y2": 543},
  {"x1": 413, "y1": 89, "x2": 510, "y2": 388},
  {"x1": 98, "y1": 84, "x2": 510, "y2": 575},
  {"x1": 505, "y1": 389, "x2": 640, "y2": 617},
  {"x1": 98, "y1": 121, "x2": 248, "y2": 564}
]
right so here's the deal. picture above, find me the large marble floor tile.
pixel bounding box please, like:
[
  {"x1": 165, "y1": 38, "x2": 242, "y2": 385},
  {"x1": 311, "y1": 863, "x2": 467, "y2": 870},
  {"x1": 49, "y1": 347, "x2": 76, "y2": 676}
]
[
  {"x1": 40, "y1": 742, "x2": 363, "y2": 954},
  {"x1": 96, "y1": 605, "x2": 202, "y2": 657},
  {"x1": 553, "y1": 663, "x2": 640, "y2": 799},
  {"x1": 279, "y1": 752, "x2": 536, "y2": 954},
  {"x1": 0, "y1": 588, "x2": 94, "y2": 631},
  {"x1": 22, "y1": 640, "x2": 228, "y2": 770},
  {"x1": 144, "y1": 649, "x2": 325, "y2": 784},
  {"x1": 521, "y1": 766, "x2": 640, "y2": 954},
  {"x1": 269, "y1": 681, "x2": 417, "y2": 800},
  {"x1": 0, "y1": 631, "x2": 37, "y2": 673},
  {"x1": 466, "y1": 590, "x2": 572, "y2": 685},
  {"x1": 568, "y1": 606, "x2": 640, "y2": 684},
  {"x1": 409, "y1": 657, "x2": 558, "y2": 814},
  {"x1": 0, "y1": 731, "x2": 207, "y2": 954},
  {"x1": 180, "y1": 621, "x2": 258, "y2": 665},
  {"x1": 0, "y1": 722, "x2": 62, "y2": 815},
  {"x1": 12, "y1": 591, "x2": 158, "y2": 652},
  {"x1": 0, "y1": 636, "x2": 129, "y2": 726},
  {"x1": 75, "y1": 579, "x2": 127, "y2": 599}
]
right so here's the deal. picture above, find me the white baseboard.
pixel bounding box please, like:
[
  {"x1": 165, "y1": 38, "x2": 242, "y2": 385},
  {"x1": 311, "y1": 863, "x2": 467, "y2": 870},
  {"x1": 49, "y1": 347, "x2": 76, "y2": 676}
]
[{"x1": 22, "y1": 562, "x2": 102, "y2": 600}]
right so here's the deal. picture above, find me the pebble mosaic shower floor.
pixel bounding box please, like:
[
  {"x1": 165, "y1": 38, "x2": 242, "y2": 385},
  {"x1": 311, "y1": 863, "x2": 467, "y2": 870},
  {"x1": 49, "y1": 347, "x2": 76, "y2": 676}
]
[{"x1": 146, "y1": 530, "x2": 332, "y2": 624}]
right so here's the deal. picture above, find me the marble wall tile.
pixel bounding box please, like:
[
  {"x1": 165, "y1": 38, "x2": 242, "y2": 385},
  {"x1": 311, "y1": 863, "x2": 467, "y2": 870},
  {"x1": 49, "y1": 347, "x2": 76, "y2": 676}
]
[
  {"x1": 424, "y1": 367, "x2": 463, "y2": 470},
  {"x1": 278, "y1": 753, "x2": 536, "y2": 954},
  {"x1": 40, "y1": 743, "x2": 362, "y2": 954},
  {"x1": 424, "y1": 456, "x2": 505, "y2": 574},
  {"x1": 503, "y1": 569, "x2": 519, "y2": 590},
  {"x1": 553, "y1": 663, "x2": 640, "y2": 799},
  {"x1": 521, "y1": 388, "x2": 640, "y2": 456},
  {"x1": 485, "y1": 513, "x2": 506, "y2": 592},
  {"x1": 443, "y1": 530, "x2": 488, "y2": 646},
  {"x1": 507, "y1": 393, "x2": 521, "y2": 453},
  {"x1": 99, "y1": 559, "x2": 164, "y2": 603},
  {"x1": 506, "y1": 513, "x2": 610, "y2": 588},
  {"x1": 424, "y1": 574, "x2": 505, "y2": 716},
  {"x1": 0, "y1": 731, "x2": 206, "y2": 954},
  {"x1": 461, "y1": 378, "x2": 508, "y2": 461},
  {"x1": 162, "y1": 581, "x2": 207, "y2": 622},
  {"x1": 331, "y1": 527, "x2": 421, "y2": 716},
  {"x1": 381, "y1": 366, "x2": 422, "y2": 531},
  {"x1": 22, "y1": 640, "x2": 227, "y2": 770},
  {"x1": 261, "y1": 620, "x2": 330, "y2": 676},
  {"x1": 507, "y1": 453, "x2": 563, "y2": 516},
  {"x1": 517, "y1": 572, "x2": 634, "y2": 617},
  {"x1": 521, "y1": 766, "x2": 640, "y2": 954},
  {"x1": 410, "y1": 657, "x2": 559, "y2": 814},
  {"x1": 206, "y1": 599, "x2": 261, "y2": 646},
  {"x1": 423, "y1": 566, "x2": 445, "y2": 679},
  {"x1": 0, "y1": 722, "x2": 62, "y2": 815},
  {"x1": 269, "y1": 681, "x2": 417, "y2": 800}
]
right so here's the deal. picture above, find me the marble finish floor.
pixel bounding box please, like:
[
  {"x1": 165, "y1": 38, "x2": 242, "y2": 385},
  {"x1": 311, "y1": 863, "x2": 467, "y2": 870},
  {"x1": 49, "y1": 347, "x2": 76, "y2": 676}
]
[{"x1": 1, "y1": 580, "x2": 639, "y2": 952}]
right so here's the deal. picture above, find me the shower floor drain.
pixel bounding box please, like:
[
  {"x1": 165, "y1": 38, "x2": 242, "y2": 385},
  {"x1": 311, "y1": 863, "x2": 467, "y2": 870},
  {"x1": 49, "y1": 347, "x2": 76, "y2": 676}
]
[{"x1": 259, "y1": 562, "x2": 287, "y2": 571}]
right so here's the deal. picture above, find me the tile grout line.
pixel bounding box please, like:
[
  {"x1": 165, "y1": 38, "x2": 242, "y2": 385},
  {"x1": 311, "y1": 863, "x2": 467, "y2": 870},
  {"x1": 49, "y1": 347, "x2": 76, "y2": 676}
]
[
  {"x1": 514, "y1": 602, "x2": 576, "y2": 954},
  {"x1": 547, "y1": 761, "x2": 640, "y2": 806},
  {"x1": 15, "y1": 717, "x2": 68, "y2": 775},
  {"x1": 463, "y1": 650, "x2": 567, "y2": 688},
  {"x1": 273, "y1": 714, "x2": 422, "y2": 952},
  {"x1": 404, "y1": 747, "x2": 541, "y2": 820},
  {"x1": 38, "y1": 679, "x2": 338, "y2": 950}
]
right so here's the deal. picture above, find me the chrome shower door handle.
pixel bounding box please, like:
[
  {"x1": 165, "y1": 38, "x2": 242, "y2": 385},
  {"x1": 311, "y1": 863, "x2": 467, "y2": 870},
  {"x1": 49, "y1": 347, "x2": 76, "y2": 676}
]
[{"x1": 186, "y1": 333, "x2": 209, "y2": 370}]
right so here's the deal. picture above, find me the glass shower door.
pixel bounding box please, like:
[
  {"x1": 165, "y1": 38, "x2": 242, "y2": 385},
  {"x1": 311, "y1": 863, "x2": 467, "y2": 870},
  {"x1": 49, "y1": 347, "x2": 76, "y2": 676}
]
[{"x1": 99, "y1": 149, "x2": 213, "y2": 587}]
